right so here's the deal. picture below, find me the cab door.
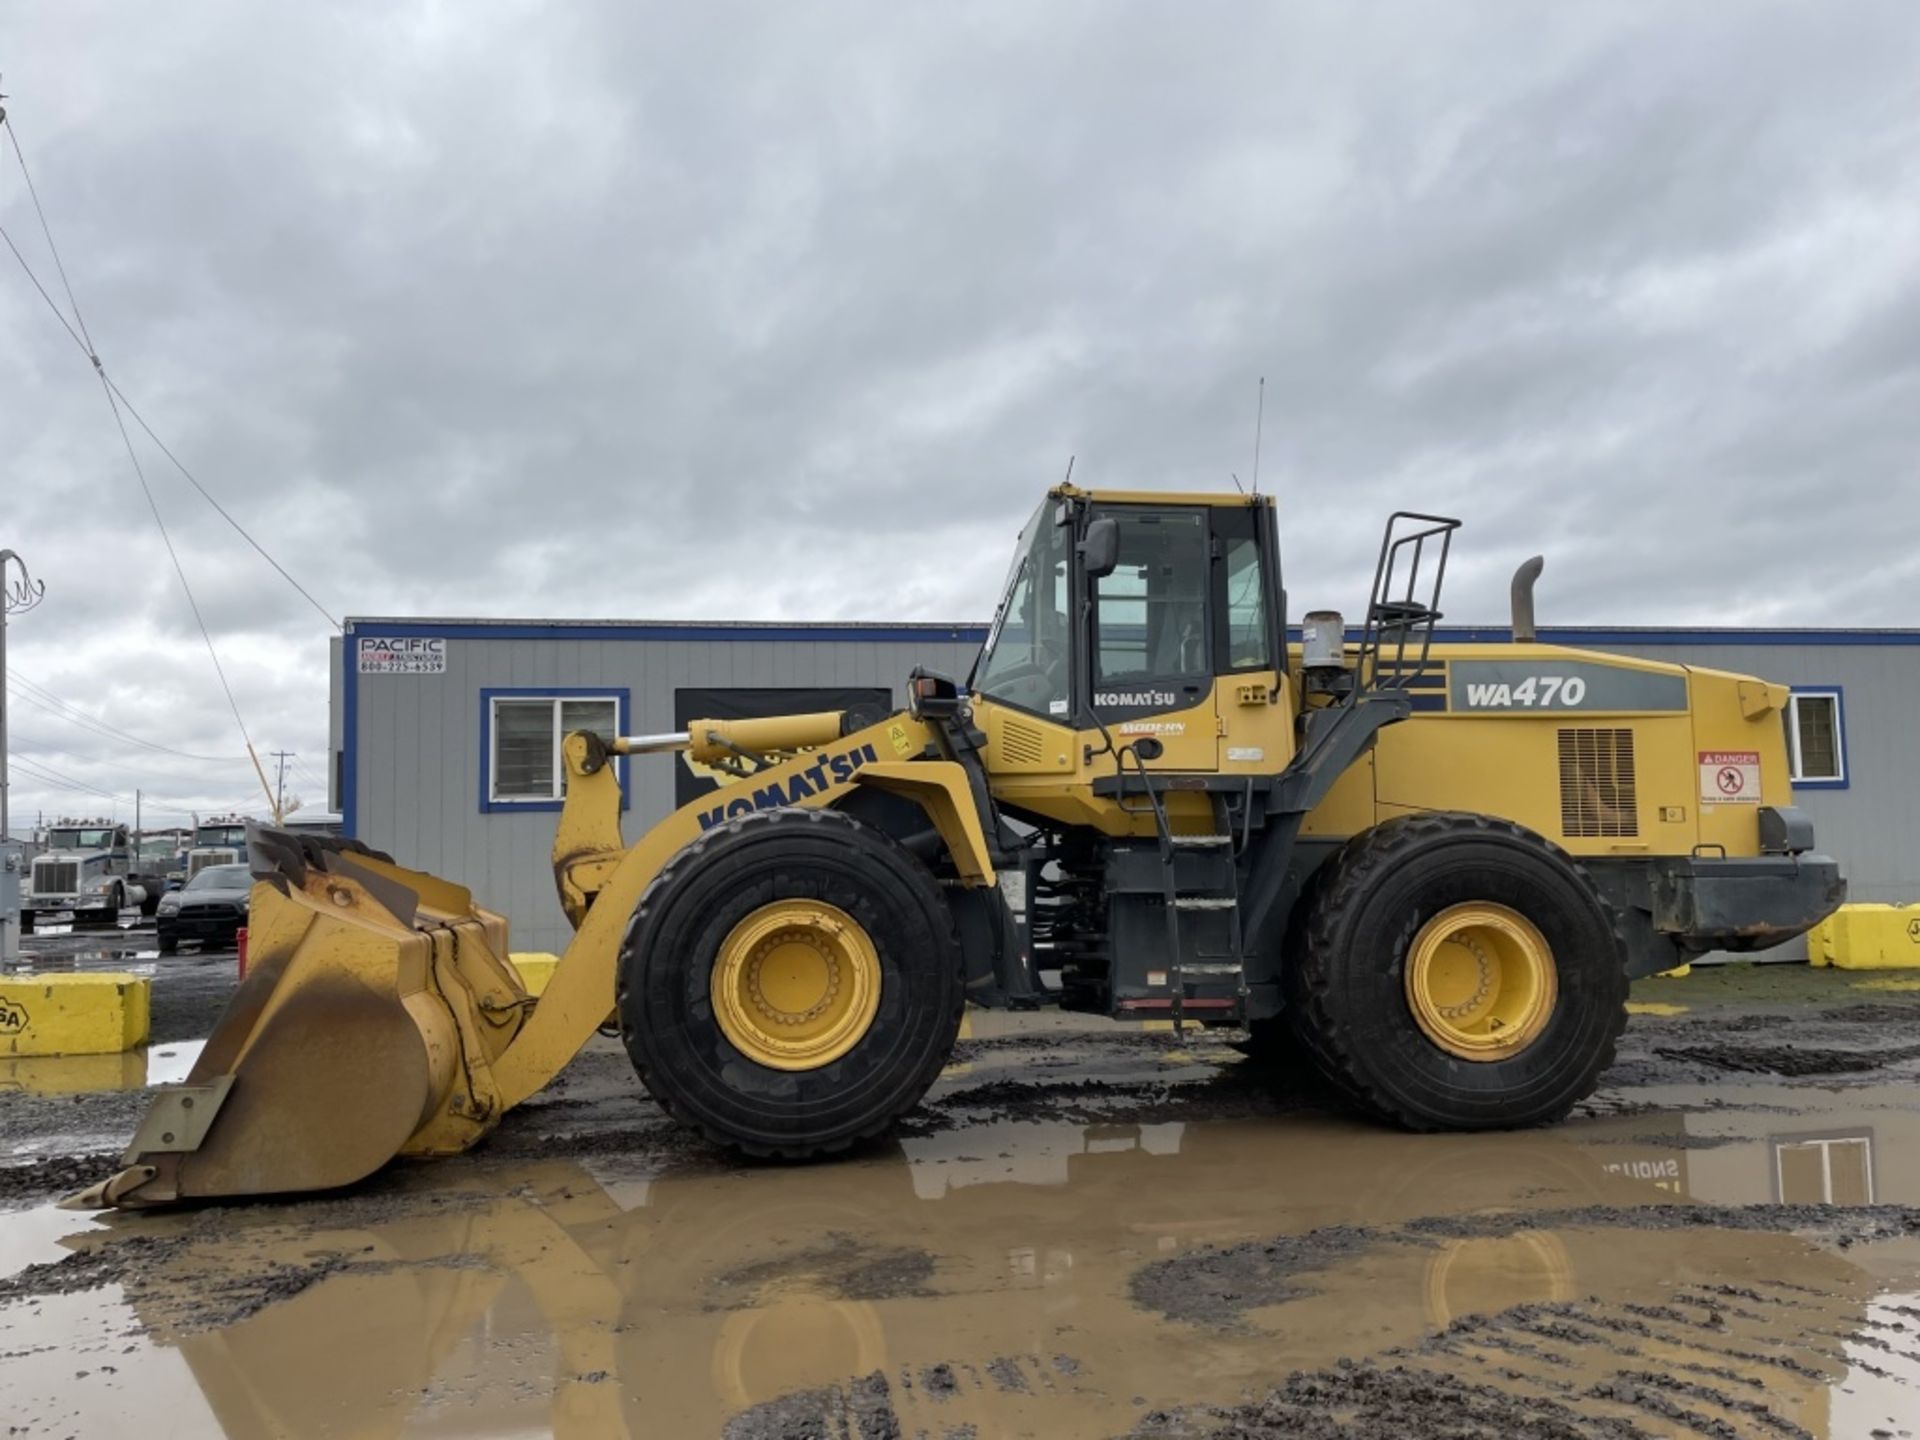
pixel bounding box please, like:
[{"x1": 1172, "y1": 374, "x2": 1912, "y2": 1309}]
[
  {"x1": 1086, "y1": 505, "x2": 1219, "y2": 771},
  {"x1": 1209, "y1": 502, "x2": 1294, "y2": 779}
]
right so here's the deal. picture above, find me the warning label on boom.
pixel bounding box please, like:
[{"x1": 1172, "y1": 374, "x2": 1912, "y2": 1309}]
[{"x1": 1699, "y1": 750, "x2": 1761, "y2": 805}]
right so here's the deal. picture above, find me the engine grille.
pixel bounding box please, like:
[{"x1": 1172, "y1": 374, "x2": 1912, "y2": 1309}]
[
  {"x1": 1000, "y1": 718, "x2": 1046, "y2": 767},
  {"x1": 1558, "y1": 728, "x2": 1639, "y2": 838},
  {"x1": 32, "y1": 859, "x2": 78, "y2": 894}
]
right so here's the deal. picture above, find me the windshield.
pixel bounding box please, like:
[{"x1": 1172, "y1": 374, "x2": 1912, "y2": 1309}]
[
  {"x1": 186, "y1": 864, "x2": 251, "y2": 891},
  {"x1": 971, "y1": 502, "x2": 1072, "y2": 719},
  {"x1": 49, "y1": 828, "x2": 115, "y2": 850},
  {"x1": 195, "y1": 826, "x2": 248, "y2": 848}
]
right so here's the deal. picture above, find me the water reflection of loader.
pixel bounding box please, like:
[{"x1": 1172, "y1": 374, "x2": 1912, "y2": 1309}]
[{"x1": 139, "y1": 1121, "x2": 1870, "y2": 1438}]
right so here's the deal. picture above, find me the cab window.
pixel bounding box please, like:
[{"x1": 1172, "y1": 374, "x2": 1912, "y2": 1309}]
[
  {"x1": 1214, "y1": 509, "x2": 1272, "y2": 671},
  {"x1": 973, "y1": 506, "x2": 1072, "y2": 719},
  {"x1": 1092, "y1": 509, "x2": 1210, "y2": 688}
]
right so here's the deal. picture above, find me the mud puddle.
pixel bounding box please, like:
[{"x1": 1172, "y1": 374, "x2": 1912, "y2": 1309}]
[{"x1": 5, "y1": 1098, "x2": 1920, "y2": 1438}]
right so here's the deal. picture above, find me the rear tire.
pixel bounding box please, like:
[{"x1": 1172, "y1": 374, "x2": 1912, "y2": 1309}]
[
  {"x1": 618, "y1": 807, "x2": 965, "y2": 1159},
  {"x1": 1285, "y1": 813, "x2": 1627, "y2": 1131}
]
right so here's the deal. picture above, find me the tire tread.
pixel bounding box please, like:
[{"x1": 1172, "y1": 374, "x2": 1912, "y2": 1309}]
[
  {"x1": 617, "y1": 807, "x2": 965, "y2": 1159},
  {"x1": 1285, "y1": 812, "x2": 1629, "y2": 1131}
]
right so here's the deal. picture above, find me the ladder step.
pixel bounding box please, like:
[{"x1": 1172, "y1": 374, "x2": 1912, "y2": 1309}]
[
  {"x1": 1178, "y1": 962, "x2": 1245, "y2": 977},
  {"x1": 1169, "y1": 834, "x2": 1232, "y2": 847},
  {"x1": 1173, "y1": 897, "x2": 1238, "y2": 911}
]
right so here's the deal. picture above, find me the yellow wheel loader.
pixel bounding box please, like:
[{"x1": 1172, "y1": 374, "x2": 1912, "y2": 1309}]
[{"x1": 80, "y1": 487, "x2": 1845, "y2": 1208}]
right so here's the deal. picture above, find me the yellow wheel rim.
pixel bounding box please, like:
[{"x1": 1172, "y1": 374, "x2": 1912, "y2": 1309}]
[
  {"x1": 1405, "y1": 903, "x2": 1557, "y2": 1062},
  {"x1": 711, "y1": 900, "x2": 882, "y2": 1070}
]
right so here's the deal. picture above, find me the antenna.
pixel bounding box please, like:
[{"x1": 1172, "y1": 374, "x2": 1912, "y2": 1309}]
[
  {"x1": 1251, "y1": 376, "x2": 1266, "y2": 495},
  {"x1": 1229, "y1": 472, "x2": 1246, "y2": 495},
  {"x1": 1062, "y1": 454, "x2": 1075, "y2": 486}
]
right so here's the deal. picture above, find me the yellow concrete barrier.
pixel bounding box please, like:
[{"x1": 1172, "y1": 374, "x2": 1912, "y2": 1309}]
[
  {"x1": 510, "y1": 953, "x2": 560, "y2": 997},
  {"x1": 0, "y1": 1049, "x2": 147, "y2": 1094},
  {"x1": 0, "y1": 973, "x2": 151, "y2": 1057},
  {"x1": 1807, "y1": 904, "x2": 1920, "y2": 970}
]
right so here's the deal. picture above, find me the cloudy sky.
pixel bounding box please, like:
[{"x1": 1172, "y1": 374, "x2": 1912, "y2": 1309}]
[{"x1": 2, "y1": 1, "x2": 1917, "y2": 832}]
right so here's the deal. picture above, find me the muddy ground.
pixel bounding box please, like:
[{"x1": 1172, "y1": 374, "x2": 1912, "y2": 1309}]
[{"x1": 5, "y1": 942, "x2": 1920, "y2": 1437}]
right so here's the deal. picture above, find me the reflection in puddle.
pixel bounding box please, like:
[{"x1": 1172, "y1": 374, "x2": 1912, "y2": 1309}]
[
  {"x1": 146, "y1": 1041, "x2": 206, "y2": 1087},
  {"x1": 0, "y1": 1038, "x2": 207, "y2": 1097},
  {"x1": 3, "y1": 1094, "x2": 1919, "y2": 1437}
]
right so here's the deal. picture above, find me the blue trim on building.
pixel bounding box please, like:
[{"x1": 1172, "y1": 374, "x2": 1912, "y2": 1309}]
[
  {"x1": 348, "y1": 620, "x2": 991, "y2": 645},
  {"x1": 1786, "y1": 685, "x2": 1850, "y2": 791},
  {"x1": 1290, "y1": 626, "x2": 1920, "y2": 648},
  {"x1": 341, "y1": 637, "x2": 358, "y2": 838},
  {"x1": 478, "y1": 687, "x2": 632, "y2": 815}
]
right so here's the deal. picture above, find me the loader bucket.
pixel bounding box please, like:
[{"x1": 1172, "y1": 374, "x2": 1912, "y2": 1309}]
[{"x1": 73, "y1": 827, "x2": 533, "y2": 1209}]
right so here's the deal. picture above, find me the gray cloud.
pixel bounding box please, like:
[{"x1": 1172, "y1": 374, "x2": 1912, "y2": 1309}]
[{"x1": 3, "y1": 0, "x2": 1919, "y2": 827}]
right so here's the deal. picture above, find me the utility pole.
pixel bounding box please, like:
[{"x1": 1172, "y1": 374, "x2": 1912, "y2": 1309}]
[
  {"x1": 2, "y1": 548, "x2": 48, "y2": 964},
  {"x1": 2, "y1": 549, "x2": 48, "y2": 844},
  {"x1": 271, "y1": 751, "x2": 295, "y2": 823}
]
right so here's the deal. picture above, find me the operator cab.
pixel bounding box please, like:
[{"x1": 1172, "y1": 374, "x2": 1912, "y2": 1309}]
[{"x1": 970, "y1": 488, "x2": 1285, "y2": 747}]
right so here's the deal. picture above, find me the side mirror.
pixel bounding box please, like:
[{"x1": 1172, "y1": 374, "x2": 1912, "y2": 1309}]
[{"x1": 1080, "y1": 517, "x2": 1120, "y2": 580}]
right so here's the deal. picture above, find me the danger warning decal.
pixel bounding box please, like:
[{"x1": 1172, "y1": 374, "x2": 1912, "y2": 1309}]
[{"x1": 1699, "y1": 750, "x2": 1761, "y2": 805}]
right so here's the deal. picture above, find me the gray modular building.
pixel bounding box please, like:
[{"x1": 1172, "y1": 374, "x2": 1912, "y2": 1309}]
[
  {"x1": 331, "y1": 618, "x2": 986, "y2": 952},
  {"x1": 330, "y1": 620, "x2": 1916, "y2": 957}
]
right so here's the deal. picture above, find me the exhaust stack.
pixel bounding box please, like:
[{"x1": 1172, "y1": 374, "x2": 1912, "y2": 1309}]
[{"x1": 1510, "y1": 556, "x2": 1544, "y2": 643}]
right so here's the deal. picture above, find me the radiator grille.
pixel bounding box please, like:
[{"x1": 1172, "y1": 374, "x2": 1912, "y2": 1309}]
[
  {"x1": 1558, "y1": 728, "x2": 1639, "y2": 838},
  {"x1": 32, "y1": 859, "x2": 79, "y2": 894},
  {"x1": 1000, "y1": 718, "x2": 1046, "y2": 766}
]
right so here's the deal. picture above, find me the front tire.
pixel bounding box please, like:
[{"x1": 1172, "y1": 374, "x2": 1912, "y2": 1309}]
[
  {"x1": 1285, "y1": 813, "x2": 1627, "y2": 1131},
  {"x1": 618, "y1": 807, "x2": 965, "y2": 1159}
]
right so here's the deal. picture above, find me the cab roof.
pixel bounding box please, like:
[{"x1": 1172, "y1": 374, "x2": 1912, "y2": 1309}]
[{"x1": 1049, "y1": 483, "x2": 1274, "y2": 509}]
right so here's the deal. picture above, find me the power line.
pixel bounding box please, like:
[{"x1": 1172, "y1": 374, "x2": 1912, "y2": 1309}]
[
  {"x1": 0, "y1": 103, "x2": 280, "y2": 816},
  {"x1": 104, "y1": 378, "x2": 340, "y2": 630},
  {"x1": 95, "y1": 359, "x2": 273, "y2": 794},
  {"x1": 3, "y1": 105, "x2": 96, "y2": 354},
  {"x1": 11, "y1": 730, "x2": 249, "y2": 782},
  {"x1": 0, "y1": 107, "x2": 340, "y2": 632},
  {"x1": 7, "y1": 671, "x2": 247, "y2": 764},
  {"x1": 11, "y1": 754, "x2": 126, "y2": 803}
]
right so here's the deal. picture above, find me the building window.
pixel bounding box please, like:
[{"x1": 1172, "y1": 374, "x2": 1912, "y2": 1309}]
[
  {"x1": 482, "y1": 690, "x2": 626, "y2": 810},
  {"x1": 1783, "y1": 689, "x2": 1846, "y2": 787},
  {"x1": 1774, "y1": 1133, "x2": 1873, "y2": 1205}
]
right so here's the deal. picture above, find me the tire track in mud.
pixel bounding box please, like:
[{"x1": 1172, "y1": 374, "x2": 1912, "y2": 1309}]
[
  {"x1": 1128, "y1": 1205, "x2": 1920, "y2": 1439},
  {"x1": 723, "y1": 1207, "x2": 1920, "y2": 1439}
]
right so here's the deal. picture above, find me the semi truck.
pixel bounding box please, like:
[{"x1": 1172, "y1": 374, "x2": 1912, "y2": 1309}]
[{"x1": 20, "y1": 819, "x2": 149, "y2": 931}]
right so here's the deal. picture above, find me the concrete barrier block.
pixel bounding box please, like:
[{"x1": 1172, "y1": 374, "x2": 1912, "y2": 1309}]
[
  {"x1": 0, "y1": 1050, "x2": 147, "y2": 1094},
  {"x1": 1819, "y1": 904, "x2": 1920, "y2": 970},
  {"x1": 0, "y1": 973, "x2": 151, "y2": 1057},
  {"x1": 510, "y1": 952, "x2": 560, "y2": 997}
]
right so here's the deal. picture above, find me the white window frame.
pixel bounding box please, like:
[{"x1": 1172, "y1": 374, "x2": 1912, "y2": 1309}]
[
  {"x1": 1784, "y1": 688, "x2": 1846, "y2": 787},
  {"x1": 486, "y1": 692, "x2": 624, "y2": 806},
  {"x1": 1773, "y1": 1134, "x2": 1874, "y2": 1204}
]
